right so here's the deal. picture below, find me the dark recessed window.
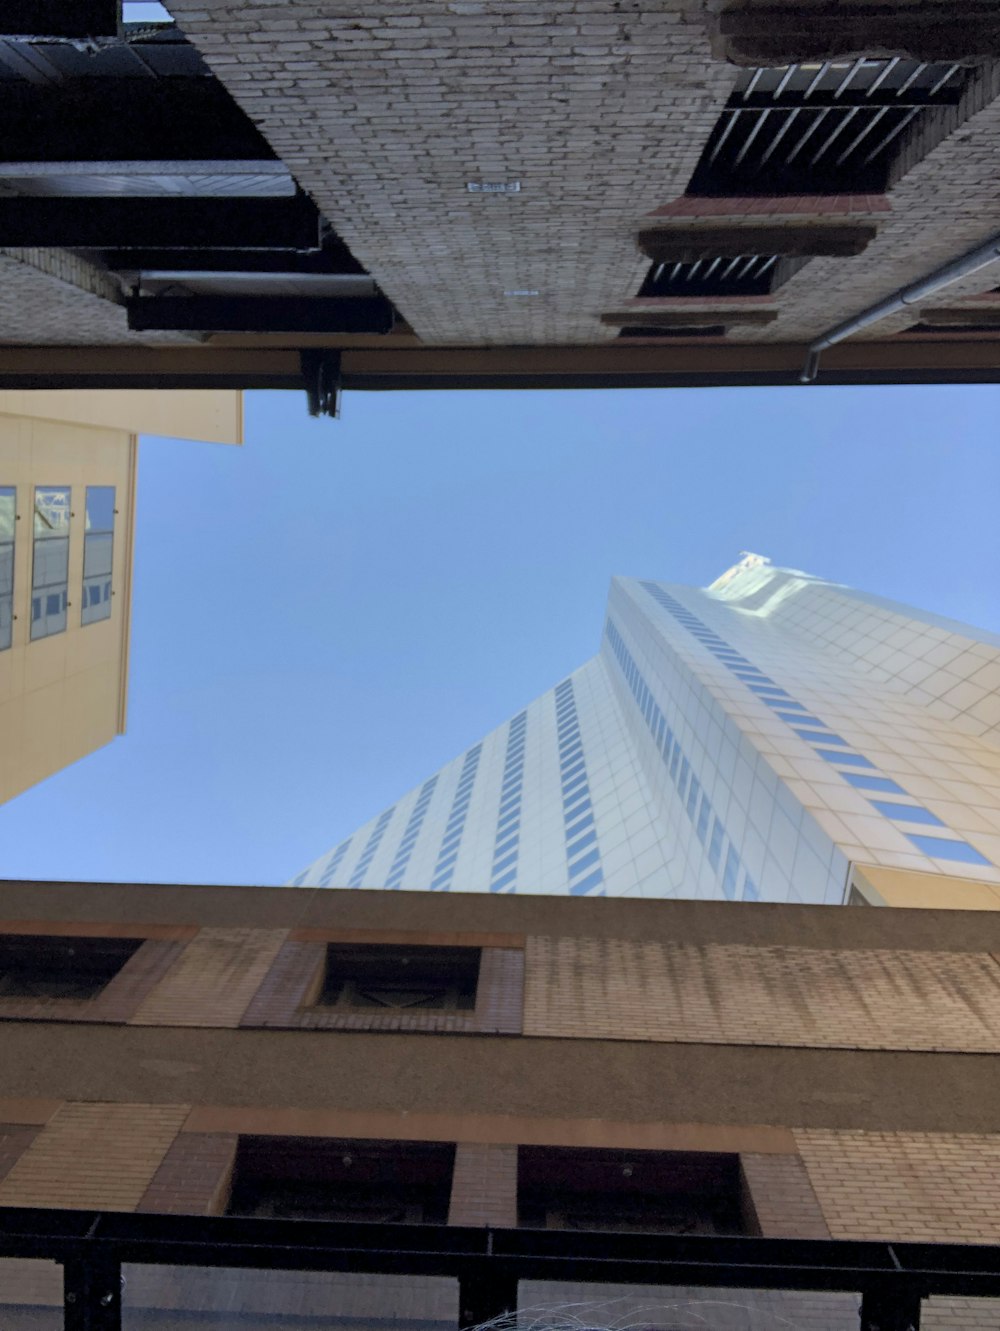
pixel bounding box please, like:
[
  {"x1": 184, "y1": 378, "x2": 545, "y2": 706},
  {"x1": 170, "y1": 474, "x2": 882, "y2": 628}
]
[
  {"x1": 617, "y1": 325, "x2": 726, "y2": 339},
  {"x1": 637, "y1": 254, "x2": 806, "y2": 298},
  {"x1": 316, "y1": 944, "x2": 480, "y2": 1012},
  {"x1": 226, "y1": 1137, "x2": 455, "y2": 1224},
  {"x1": 687, "y1": 59, "x2": 966, "y2": 196},
  {"x1": 517, "y1": 1147, "x2": 754, "y2": 1235},
  {"x1": 904, "y1": 322, "x2": 1000, "y2": 335},
  {"x1": 0, "y1": 934, "x2": 141, "y2": 1000}
]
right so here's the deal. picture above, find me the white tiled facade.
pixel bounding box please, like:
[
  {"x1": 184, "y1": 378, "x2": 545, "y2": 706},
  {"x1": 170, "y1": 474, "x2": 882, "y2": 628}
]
[{"x1": 289, "y1": 557, "x2": 1000, "y2": 902}]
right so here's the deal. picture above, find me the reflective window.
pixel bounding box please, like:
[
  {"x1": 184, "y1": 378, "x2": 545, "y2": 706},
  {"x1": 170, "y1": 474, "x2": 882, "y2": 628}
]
[
  {"x1": 0, "y1": 487, "x2": 13, "y2": 651},
  {"x1": 869, "y1": 801, "x2": 945, "y2": 826},
  {"x1": 816, "y1": 749, "x2": 874, "y2": 768},
  {"x1": 82, "y1": 486, "x2": 115, "y2": 625},
  {"x1": 844, "y1": 773, "x2": 908, "y2": 794},
  {"x1": 708, "y1": 818, "x2": 724, "y2": 870},
  {"x1": 30, "y1": 486, "x2": 70, "y2": 641},
  {"x1": 906, "y1": 835, "x2": 991, "y2": 865}
]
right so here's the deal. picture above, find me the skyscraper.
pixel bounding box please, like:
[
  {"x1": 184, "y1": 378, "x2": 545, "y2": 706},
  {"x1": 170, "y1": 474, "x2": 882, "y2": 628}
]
[{"x1": 291, "y1": 556, "x2": 1000, "y2": 907}]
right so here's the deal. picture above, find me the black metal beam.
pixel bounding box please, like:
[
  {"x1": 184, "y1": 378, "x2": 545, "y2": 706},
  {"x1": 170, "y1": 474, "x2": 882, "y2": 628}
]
[
  {"x1": 64, "y1": 1255, "x2": 122, "y2": 1331},
  {"x1": 0, "y1": 196, "x2": 322, "y2": 249},
  {"x1": 0, "y1": 1, "x2": 119, "y2": 38},
  {"x1": 0, "y1": 80, "x2": 273, "y2": 163},
  {"x1": 126, "y1": 296, "x2": 395, "y2": 334},
  {"x1": 0, "y1": 1207, "x2": 998, "y2": 1303},
  {"x1": 103, "y1": 245, "x2": 367, "y2": 277}
]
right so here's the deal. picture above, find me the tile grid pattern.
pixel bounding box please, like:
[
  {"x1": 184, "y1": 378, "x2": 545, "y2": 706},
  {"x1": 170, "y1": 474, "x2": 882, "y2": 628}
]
[
  {"x1": 605, "y1": 617, "x2": 753, "y2": 901},
  {"x1": 430, "y1": 744, "x2": 483, "y2": 892},
  {"x1": 386, "y1": 776, "x2": 439, "y2": 890},
  {"x1": 490, "y1": 712, "x2": 527, "y2": 894},
  {"x1": 348, "y1": 808, "x2": 395, "y2": 889},
  {"x1": 554, "y1": 679, "x2": 604, "y2": 897},
  {"x1": 640, "y1": 580, "x2": 993, "y2": 869}
]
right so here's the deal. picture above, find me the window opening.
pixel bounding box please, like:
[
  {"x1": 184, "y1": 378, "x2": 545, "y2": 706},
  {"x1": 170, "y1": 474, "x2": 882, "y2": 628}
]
[
  {"x1": 82, "y1": 486, "x2": 115, "y2": 626},
  {"x1": 688, "y1": 59, "x2": 965, "y2": 196},
  {"x1": 0, "y1": 487, "x2": 14, "y2": 651},
  {"x1": 316, "y1": 944, "x2": 480, "y2": 1012},
  {"x1": 517, "y1": 1147, "x2": 753, "y2": 1235},
  {"x1": 30, "y1": 486, "x2": 70, "y2": 641},
  {"x1": 226, "y1": 1137, "x2": 455, "y2": 1224},
  {"x1": 0, "y1": 934, "x2": 141, "y2": 1000}
]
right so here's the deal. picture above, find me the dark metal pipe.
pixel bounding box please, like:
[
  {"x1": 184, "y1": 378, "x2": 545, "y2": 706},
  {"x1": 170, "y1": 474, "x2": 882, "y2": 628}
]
[{"x1": 800, "y1": 233, "x2": 1000, "y2": 382}]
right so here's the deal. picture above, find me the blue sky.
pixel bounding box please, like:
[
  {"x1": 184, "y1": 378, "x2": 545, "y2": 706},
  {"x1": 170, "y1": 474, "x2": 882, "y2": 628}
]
[{"x1": 2, "y1": 383, "x2": 999, "y2": 886}]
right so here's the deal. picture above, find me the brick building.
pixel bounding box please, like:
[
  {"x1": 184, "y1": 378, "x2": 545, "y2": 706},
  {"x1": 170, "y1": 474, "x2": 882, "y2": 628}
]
[
  {"x1": 2, "y1": 3, "x2": 1000, "y2": 401},
  {"x1": 1, "y1": 879, "x2": 1000, "y2": 1328}
]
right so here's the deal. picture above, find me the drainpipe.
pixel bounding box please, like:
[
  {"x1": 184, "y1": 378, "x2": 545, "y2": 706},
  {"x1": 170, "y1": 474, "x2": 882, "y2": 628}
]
[{"x1": 799, "y1": 232, "x2": 1000, "y2": 383}]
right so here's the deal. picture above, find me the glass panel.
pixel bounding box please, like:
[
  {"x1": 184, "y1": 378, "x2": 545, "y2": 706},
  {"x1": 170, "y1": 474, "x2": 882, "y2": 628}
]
[
  {"x1": 0, "y1": 486, "x2": 14, "y2": 651},
  {"x1": 0, "y1": 1256, "x2": 63, "y2": 1330},
  {"x1": 519, "y1": 1280, "x2": 860, "y2": 1331},
  {"x1": 82, "y1": 485, "x2": 115, "y2": 627},
  {"x1": 30, "y1": 486, "x2": 70, "y2": 641},
  {"x1": 122, "y1": 1265, "x2": 459, "y2": 1331}
]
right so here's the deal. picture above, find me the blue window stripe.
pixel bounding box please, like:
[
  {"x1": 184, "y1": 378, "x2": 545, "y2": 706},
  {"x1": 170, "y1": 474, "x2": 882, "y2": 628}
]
[
  {"x1": 708, "y1": 818, "x2": 724, "y2": 870},
  {"x1": 561, "y1": 760, "x2": 585, "y2": 784},
  {"x1": 669, "y1": 747, "x2": 681, "y2": 779},
  {"x1": 749, "y1": 685, "x2": 791, "y2": 697},
  {"x1": 743, "y1": 875, "x2": 760, "y2": 902},
  {"x1": 906, "y1": 835, "x2": 992, "y2": 865},
  {"x1": 490, "y1": 869, "x2": 517, "y2": 891},
  {"x1": 722, "y1": 846, "x2": 740, "y2": 900},
  {"x1": 566, "y1": 813, "x2": 594, "y2": 840},
  {"x1": 869, "y1": 801, "x2": 946, "y2": 827},
  {"x1": 569, "y1": 867, "x2": 605, "y2": 896},
  {"x1": 435, "y1": 851, "x2": 458, "y2": 873},
  {"x1": 844, "y1": 773, "x2": 908, "y2": 794},
  {"x1": 764, "y1": 698, "x2": 806, "y2": 710},
  {"x1": 775, "y1": 712, "x2": 824, "y2": 726},
  {"x1": 686, "y1": 775, "x2": 700, "y2": 819},
  {"x1": 498, "y1": 812, "x2": 520, "y2": 832},
  {"x1": 567, "y1": 829, "x2": 597, "y2": 859},
  {"x1": 493, "y1": 851, "x2": 518, "y2": 875},
  {"x1": 734, "y1": 672, "x2": 772, "y2": 682},
  {"x1": 569, "y1": 846, "x2": 601, "y2": 877},
  {"x1": 795, "y1": 729, "x2": 848, "y2": 745},
  {"x1": 696, "y1": 795, "x2": 711, "y2": 844},
  {"x1": 494, "y1": 835, "x2": 519, "y2": 858},
  {"x1": 564, "y1": 797, "x2": 591, "y2": 822},
  {"x1": 816, "y1": 749, "x2": 875, "y2": 768},
  {"x1": 562, "y1": 773, "x2": 588, "y2": 797}
]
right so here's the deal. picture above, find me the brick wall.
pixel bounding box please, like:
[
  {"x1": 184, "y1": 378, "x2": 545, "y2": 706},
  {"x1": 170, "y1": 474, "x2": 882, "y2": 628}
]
[
  {"x1": 0, "y1": 1124, "x2": 40, "y2": 1186},
  {"x1": 741, "y1": 1151, "x2": 831, "y2": 1238},
  {"x1": 448, "y1": 1141, "x2": 518, "y2": 1226},
  {"x1": 136, "y1": 1131, "x2": 238, "y2": 1215},
  {"x1": 131, "y1": 927, "x2": 289, "y2": 1028},
  {"x1": 796, "y1": 1129, "x2": 1000, "y2": 1243},
  {"x1": 0, "y1": 1102, "x2": 187, "y2": 1211},
  {"x1": 522, "y1": 934, "x2": 1000, "y2": 1051}
]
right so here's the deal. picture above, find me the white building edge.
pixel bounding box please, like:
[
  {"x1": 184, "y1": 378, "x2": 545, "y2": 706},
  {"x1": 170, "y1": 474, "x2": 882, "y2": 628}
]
[{"x1": 290, "y1": 557, "x2": 1000, "y2": 903}]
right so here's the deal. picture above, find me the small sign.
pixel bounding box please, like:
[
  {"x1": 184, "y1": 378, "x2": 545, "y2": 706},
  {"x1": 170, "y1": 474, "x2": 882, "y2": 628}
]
[{"x1": 467, "y1": 181, "x2": 521, "y2": 194}]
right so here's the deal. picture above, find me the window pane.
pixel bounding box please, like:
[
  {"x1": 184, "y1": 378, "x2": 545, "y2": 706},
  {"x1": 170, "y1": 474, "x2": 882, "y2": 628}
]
[
  {"x1": 30, "y1": 486, "x2": 70, "y2": 641},
  {"x1": 123, "y1": 1265, "x2": 459, "y2": 1331},
  {"x1": 0, "y1": 486, "x2": 14, "y2": 651},
  {"x1": 0, "y1": 1256, "x2": 63, "y2": 1331},
  {"x1": 82, "y1": 485, "x2": 115, "y2": 626}
]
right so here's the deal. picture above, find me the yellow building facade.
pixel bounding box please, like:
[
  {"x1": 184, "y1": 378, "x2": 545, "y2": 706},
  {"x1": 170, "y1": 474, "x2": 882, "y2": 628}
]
[{"x1": 0, "y1": 390, "x2": 241, "y2": 804}]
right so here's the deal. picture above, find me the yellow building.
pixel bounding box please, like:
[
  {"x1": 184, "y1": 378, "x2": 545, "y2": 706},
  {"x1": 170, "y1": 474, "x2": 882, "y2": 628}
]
[{"x1": 0, "y1": 390, "x2": 241, "y2": 804}]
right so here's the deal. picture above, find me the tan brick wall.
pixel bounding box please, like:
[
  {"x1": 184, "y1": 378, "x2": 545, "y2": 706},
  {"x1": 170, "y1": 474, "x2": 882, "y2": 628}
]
[
  {"x1": 796, "y1": 1129, "x2": 1000, "y2": 1243},
  {"x1": 523, "y1": 935, "x2": 1000, "y2": 1052},
  {"x1": 0, "y1": 1102, "x2": 187, "y2": 1211},
  {"x1": 741, "y1": 1152, "x2": 830, "y2": 1239},
  {"x1": 448, "y1": 1142, "x2": 518, "y2": 1227},
  {"x1": 131, "y1": 927, "x2": 289, "y2": 1028},
  {"x1": 136, "y1": 1131, "x2": 238, "y2": 1215}
]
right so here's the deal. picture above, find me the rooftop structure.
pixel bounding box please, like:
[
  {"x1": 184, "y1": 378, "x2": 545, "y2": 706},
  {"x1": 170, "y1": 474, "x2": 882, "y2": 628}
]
[{"x1": 1, "y1": 3, "x2": 1000, "y2": 402}]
